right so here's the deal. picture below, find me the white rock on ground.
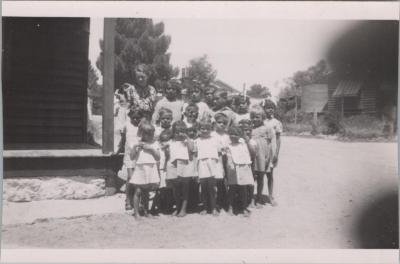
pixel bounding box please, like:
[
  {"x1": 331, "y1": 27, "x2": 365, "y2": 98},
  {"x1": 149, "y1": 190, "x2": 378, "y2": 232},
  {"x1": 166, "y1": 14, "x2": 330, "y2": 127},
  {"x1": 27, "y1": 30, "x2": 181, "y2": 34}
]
[{"x1": 3, "y1": 176, "x2": 106, "y2": 202}]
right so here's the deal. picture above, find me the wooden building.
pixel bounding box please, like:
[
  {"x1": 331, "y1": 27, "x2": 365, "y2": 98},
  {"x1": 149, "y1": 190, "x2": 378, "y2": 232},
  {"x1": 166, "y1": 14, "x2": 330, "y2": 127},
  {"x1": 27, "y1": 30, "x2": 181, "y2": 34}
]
[{"x1": 2, "y1": 17, "x2": 120, "y2": 190}]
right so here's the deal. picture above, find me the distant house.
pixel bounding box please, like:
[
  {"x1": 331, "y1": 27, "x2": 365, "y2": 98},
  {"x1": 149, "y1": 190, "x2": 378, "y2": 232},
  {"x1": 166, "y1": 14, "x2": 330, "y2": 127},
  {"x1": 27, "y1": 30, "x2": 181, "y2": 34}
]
[{"x1": 327, "y1": 76, "x2": 397, "y2": 118}]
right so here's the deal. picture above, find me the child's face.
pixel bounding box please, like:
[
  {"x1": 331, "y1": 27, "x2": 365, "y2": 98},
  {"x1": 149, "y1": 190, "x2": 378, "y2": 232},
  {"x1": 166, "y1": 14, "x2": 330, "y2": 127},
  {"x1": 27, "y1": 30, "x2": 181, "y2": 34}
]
[
  {"x1": 238, "y1": 98, "x2": 249, "y2": 114},
  {"x1": 214, "y1": 117, "x2": 228, "y2": 133},
  {"x1": 185, "y1": 106, "x2": 199, "y2": 122},
  {"x1": 174, "y1": 126, "x2": 187, "y2": 141},
  {"x1": 239, "y1": 122, "x2": 252, "y2": 138},
  {"x1": 165, "y1": 85, "x2": 177, "y2": 100},
  {"x1": 251, "y1": 113, "x2": 264, "y2": 127},
  {"x1": 141, "y1": 130, "x2": 154, "y2": 142},
  {"x1": 265, "y1": 106, "x2": 274, "y2": 118},
  {"x1": 229, "y1": 134, "x2": 240, "y2": 144},
  {"x1": 129, "y1": 114, "x2": 142, "y2": 126},
  {"x1": 160, "y1": 113, "x2": 173, "y2": 129},
  {"x1": 189, "y1": 88, "x2": 202, "y2": 103},
  {"x1": 199, "y1": 125, "x2": 212, "y2": 138},
  {"x1": 214, "y1": 93, "x2": 227, "y2": 110},
  {"x1": 205, "y1": 89, "x2": 215, "y2": 104},
  {"x1": 186, "y1": 128, "x2": 197, "y2": 139}
]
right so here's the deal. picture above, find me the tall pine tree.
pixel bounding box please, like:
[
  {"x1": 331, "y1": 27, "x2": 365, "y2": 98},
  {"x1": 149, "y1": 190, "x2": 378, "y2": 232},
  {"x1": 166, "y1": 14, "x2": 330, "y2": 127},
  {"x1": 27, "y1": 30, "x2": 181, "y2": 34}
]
[{"x1": 96, "y1": 18, "x2": 178, "y2": 90}]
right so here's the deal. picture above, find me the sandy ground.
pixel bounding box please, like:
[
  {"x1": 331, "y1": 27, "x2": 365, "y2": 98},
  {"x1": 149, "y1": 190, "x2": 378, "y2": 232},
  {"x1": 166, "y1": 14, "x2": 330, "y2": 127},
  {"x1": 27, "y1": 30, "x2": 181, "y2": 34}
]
[{"x1": 1, "y1": 136, "x2": 398, "y2": 248}]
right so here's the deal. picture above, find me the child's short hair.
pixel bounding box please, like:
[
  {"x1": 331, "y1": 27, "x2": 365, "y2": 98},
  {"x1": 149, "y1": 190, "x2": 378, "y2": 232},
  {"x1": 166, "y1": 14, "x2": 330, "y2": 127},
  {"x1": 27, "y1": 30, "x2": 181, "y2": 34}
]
[
  {"x1": 172, "y1": 120, "x2": 187, "y2": 136},
  {"x1": 159, "y1": 129, "x2": 173, "y2": 142},
  {"x1": 238, "y1": 119, "x2": 252, "y2": 126},
  {"x1": 138, "y1": 120, "x2": 155, "y2": 137},
  {"x1": 159, "y1": 107, "x2": 173, "y2": 118},
  {"x1": 128, "y1": 107, "x2": 144, "y2": 119},
  {"x1": 185, "y1": 102, "x2": 199, "y2": 112},
  {"x1": 198, "y1": 119, "x2": 213, "y2": 131},
  {"x1": 214, "y1": 112, "x2": 228, "y2": 123},
  {"x1": 261, "y1": 99, "x2": 276, "y2": 110},
  {"x1": 187, "y1": 79, "x2": 203, "y2": 94},
  {"x1": 228, "y1": 125, "x2": 243, "y2": 137},
  {"x1": 167, "y1": 78, "x2": 182, "y2": 95},
  {"x1": 249, "y1": 105, "x2": 266, "y2": 119}
]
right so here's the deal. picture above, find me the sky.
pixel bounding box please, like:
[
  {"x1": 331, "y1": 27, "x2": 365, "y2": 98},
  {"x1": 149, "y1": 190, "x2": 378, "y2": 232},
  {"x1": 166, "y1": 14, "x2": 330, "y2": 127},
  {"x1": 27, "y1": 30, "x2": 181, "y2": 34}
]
[{"x1": 89, "y1": 18, "x2": 357, "y2": 97}]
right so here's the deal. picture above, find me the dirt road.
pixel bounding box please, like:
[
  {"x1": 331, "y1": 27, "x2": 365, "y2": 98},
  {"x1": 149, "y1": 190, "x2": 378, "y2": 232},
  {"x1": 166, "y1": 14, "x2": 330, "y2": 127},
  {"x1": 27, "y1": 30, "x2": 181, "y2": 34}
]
[{"x1": 2, "y1": 137, "x2": 398, "y2": 248}]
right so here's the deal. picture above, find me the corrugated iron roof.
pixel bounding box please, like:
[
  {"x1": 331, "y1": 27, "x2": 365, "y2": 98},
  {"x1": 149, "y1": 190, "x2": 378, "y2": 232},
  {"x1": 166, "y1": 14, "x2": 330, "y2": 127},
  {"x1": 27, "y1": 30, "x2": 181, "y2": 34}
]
[
  {"x1": 380, "y1": 82, "x2": 397, "y2": 91},
  {"x1": 333, "y1": 80, "x2": 362, "y2": 97}
]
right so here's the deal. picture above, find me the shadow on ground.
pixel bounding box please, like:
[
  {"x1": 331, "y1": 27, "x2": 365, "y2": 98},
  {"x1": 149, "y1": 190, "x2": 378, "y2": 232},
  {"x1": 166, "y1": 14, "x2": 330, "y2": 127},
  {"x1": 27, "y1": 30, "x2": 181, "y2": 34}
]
[{"x1": 355, "y1": 191, "x2": 398, "y2": 248}]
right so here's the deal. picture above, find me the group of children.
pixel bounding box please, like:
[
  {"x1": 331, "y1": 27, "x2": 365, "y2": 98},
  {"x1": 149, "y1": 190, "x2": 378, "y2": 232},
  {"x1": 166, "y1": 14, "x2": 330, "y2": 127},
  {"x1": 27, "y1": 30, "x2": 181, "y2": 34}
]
[{"x1": 117, "y1": 78, "x2": 282, "y2": 220}]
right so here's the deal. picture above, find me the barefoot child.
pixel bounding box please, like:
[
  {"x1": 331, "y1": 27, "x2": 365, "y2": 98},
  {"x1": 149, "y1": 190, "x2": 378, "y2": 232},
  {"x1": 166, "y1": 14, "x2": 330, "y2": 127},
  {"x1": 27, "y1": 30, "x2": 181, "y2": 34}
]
[
  {"x1": 225, "y1": 126, "x2": 255, "y2": 217},
  {"x1": 262, "y1": 99, "x2": 282, "y2": 206},
  {"x1": 250, "y1": 105, "x2": 274, "y2": 208},
  {"x1": 238, "y1": 119, "x2": 257, "y2": 207},
  {"x1": 195, "y1": 120, "x2": 220, "y2": 216},
  {"x1": 167, "y1": 121, "x2": 191, "y2": 216},
  {"x1": 122, "y1": 108, "x2": 144, "y2": 210},
  {"x1": 211, "y1": 112, "x2": 230, "y2": 211},
  {"x1": 130, "y1": 121, "x2": 161, "y2": 219},
  {"x1": 151, "y1": 129, "x2": 173, "y2": 214}
]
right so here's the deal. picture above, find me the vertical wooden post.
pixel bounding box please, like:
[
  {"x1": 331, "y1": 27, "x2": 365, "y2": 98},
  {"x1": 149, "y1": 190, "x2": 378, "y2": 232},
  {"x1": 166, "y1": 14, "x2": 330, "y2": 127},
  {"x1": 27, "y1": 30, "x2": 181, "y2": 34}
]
[
  {"x1": 341, "y1": 96, "x2": 344, "y2": 119},
  {"x1": 102, "y1": 18, "x2": 116, "y2": 154},
  {"x1": 294, "y1": 85, "x2": 298, "y2": 125}
]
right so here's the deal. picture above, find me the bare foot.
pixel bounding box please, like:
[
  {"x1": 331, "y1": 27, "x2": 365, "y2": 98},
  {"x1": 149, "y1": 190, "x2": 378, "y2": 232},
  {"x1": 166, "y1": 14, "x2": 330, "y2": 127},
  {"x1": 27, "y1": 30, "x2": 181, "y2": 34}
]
[
  {"x1": 248, "y1": 201, "x2": 255, "y2": 208},
  {"x1": 212, "y1": 209, "x2": 219, "y2": 216},
  {"x1": 270, "y1": 198, "x2": 278, "y2": 207},
  {"x1": 171, "y1": 210, "x2": 178, "y2": 216},
  {"x1": 133, "y1": 213, "x2": 142, "y2": 220},
  {"x1": 125, "y1": 201, "x2": 132, "y2": 211},
  {"x1": 227, "y1": 207, "x2": 234, "y2": 216},
  {"x1": 177, "y1": 211, "x2": 187, "y2": 217},
  {"x1": 199, "y1": 210, "x2": 207, "y2": 215},
  {"x1": 242, "y1": 210, "x2": 250, "y2": 217},
  {"x1": 255, "y1": 203, "x2": 263, "y2": 209}
]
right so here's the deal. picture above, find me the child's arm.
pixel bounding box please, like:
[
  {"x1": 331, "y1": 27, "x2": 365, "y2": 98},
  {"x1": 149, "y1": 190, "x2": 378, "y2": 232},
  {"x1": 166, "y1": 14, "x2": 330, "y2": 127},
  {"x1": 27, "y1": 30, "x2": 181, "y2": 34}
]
[
  {"x1": 244, "y1": 136, "x2": 257, "y2": 159},
  {"x1": 129, "y1": 143, "x2": 142, "y2": 161},
  {"x1": 142, "y1": 143, "x2": 161, "y2": 162}
]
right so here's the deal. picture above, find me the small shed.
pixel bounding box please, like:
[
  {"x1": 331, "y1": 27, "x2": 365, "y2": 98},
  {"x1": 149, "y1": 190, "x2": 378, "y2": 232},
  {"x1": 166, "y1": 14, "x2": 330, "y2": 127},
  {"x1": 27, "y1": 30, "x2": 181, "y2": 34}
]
[{"x1": 301, "y1": 84, "x2": 328, "y2": 113}]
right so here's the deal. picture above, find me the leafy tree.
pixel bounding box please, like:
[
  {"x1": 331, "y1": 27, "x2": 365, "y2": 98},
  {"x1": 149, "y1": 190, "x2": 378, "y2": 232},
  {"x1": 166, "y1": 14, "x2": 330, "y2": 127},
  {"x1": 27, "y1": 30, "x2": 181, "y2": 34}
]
[
  {"x1": 247, "y1": 84, "x2": 271, "y2": 98},
  {"x1": 185, "y1": 55, "x2": 217, "y2": 87},
  {"x1": 96, "y1": 18, "x2": 179, "y2": 90}
]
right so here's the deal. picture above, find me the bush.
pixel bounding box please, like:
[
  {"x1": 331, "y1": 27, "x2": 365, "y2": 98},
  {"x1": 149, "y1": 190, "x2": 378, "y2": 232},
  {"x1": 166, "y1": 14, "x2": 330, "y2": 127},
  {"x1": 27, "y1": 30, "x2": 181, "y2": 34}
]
[{"x1": 339, "y1": 114, "x2": 386, "y2": 139}]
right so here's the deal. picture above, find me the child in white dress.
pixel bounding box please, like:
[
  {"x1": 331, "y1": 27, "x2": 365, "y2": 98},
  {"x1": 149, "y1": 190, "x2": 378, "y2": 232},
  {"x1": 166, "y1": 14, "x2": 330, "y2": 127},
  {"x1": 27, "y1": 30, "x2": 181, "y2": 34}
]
[
  {"x1": 122, "y1": 108, "x2": 143, "y2": 210},
  {"x1": 130, "y1": 121, "x2": 161, "y2": 220},
  {"x1": 195, "y1": 120, "x2": 220, "y2": 216},
  {"x1": 211, "y1": 112, "x2": 230, "y2": 211},
  {"x1": 225, "y1": 126, "x2": 255, "y2": 217}
]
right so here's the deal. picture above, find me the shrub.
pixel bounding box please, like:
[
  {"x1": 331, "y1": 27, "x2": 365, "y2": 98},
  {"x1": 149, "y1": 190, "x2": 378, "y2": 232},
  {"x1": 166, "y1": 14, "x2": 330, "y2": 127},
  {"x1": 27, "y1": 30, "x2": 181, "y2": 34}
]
[{"x1": 339, "y1": 114, "x2": 386, "y2": 139}]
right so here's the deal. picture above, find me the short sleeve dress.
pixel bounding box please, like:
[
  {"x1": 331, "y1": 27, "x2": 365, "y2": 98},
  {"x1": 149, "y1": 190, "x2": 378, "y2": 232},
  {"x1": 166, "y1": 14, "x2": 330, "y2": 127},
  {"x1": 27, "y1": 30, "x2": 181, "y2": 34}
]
[
  {"x1": 225, "y1": 139, "x2": 254, "y2": 186},
  {"x1": 130, "y1": 141, "x2": 160, "y2": 188},
  {"x1": 251, "y1": 125, "x2": 274, "y2": 172}
]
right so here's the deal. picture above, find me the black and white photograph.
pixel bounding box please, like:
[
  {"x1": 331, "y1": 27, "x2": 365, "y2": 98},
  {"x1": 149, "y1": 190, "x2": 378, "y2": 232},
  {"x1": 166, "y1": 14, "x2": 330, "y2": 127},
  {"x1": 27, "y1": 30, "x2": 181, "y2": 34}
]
[{"x1": 1, "y1": 1, "x2": 398, "y2": 263}]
